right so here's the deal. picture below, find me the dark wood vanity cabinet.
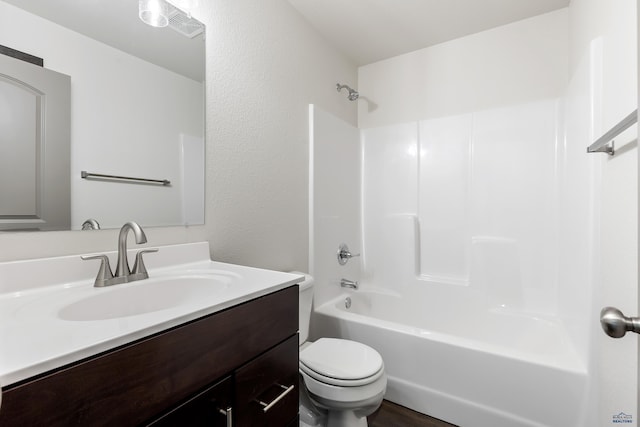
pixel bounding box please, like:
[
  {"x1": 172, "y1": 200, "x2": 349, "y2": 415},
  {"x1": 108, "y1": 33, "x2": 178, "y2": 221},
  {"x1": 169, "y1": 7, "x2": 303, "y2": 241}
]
[
  {"x1": 148, "y1": 335, "x2": 299, "y2": 427},
  {"x1": 0, "y1": 286, "x2": 299, "y2": 427}
]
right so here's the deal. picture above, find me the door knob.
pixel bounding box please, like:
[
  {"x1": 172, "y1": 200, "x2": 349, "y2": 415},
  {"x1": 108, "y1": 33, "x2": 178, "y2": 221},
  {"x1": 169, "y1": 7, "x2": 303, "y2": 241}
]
[{"x1": 600, "y1": 306, "x2": 640, "y2": 338}]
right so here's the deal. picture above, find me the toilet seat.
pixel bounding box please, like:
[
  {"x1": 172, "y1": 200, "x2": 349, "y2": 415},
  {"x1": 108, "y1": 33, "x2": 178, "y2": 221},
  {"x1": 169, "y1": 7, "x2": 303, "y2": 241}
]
[
  {"x1": 300, "y1": 361, "x2": 385, "y2": 387},
  {"x1": 300, "y1": 338, "x2": 384, "y2": 387},
  {"x1": 300, "y1": 367, "x2": 387, "y2": 407}
]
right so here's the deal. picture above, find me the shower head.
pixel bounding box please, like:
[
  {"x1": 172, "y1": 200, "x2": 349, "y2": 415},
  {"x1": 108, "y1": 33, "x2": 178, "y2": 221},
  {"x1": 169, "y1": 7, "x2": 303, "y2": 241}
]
[{"x1": 336, "y1": 83, "x2": 359, "y2": 101}]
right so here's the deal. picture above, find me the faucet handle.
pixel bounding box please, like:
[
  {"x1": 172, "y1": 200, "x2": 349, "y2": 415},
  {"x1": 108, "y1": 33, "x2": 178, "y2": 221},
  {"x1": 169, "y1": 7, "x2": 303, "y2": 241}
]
[
  {"x1": 131, "y1": 248, "x2": 159, "y2": 280},
  {"x1": 337, "y1": 243, "x2": 360, "y2": 265},
  {"x1": 81, "y1": 254, "x2": 114, "y2": 287}
]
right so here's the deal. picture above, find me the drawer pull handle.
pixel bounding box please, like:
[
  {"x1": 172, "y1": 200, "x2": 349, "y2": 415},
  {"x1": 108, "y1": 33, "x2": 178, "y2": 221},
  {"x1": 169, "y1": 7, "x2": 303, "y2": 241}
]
[
  {"x1": 256, "y1": 384, "x2": 295, "y2": 413},
  {"x1": 218, "y1": 407, "x2": 232, "y2": 427}
]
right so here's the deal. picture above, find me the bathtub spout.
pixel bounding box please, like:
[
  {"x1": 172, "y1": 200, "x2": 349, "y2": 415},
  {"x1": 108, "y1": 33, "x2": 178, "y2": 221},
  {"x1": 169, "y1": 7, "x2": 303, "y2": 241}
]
[{"x1": 340, "y1": 278, "x2": 358, "y2": 290}]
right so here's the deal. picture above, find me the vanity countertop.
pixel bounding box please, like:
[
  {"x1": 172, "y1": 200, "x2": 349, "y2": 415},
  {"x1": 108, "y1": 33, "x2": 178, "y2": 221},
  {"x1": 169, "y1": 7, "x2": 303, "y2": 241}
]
[{"x1": 0, "y1": 242, "x2": 303, "y2": 387}]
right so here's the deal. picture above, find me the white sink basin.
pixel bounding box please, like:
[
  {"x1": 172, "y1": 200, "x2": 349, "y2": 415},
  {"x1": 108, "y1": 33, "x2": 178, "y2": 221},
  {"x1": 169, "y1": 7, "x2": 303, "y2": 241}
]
[{"x1": 58, "y1": 274, "x2": 231, "y2": 321}]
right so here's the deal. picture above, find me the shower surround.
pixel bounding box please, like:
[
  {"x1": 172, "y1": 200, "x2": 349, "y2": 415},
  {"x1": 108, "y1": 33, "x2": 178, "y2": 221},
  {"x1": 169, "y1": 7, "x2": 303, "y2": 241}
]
[
  {"x1": 309, "y1": 99, "x2": 590, "y2": 427},
  {"x1": 361, "y1": 99, "x2": 564, "y2": 316}
]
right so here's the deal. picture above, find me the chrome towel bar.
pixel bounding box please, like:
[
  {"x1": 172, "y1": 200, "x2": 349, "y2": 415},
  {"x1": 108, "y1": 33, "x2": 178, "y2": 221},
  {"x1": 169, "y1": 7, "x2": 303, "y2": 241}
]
[
  {"x1": 587, "y1": 109, "x2": 637, "y2": 155},
  {"x1": 81, "y1": 171, "x2": 171, "y2": 186}
]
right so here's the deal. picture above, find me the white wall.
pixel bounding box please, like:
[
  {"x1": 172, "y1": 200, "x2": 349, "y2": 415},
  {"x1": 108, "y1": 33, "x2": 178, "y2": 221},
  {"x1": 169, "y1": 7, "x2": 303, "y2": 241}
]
[
  {"x1": 0, "y1": 0, "x2": 357, "y2": 270},
  {"x1": 565, "y1": 0, "x2": 638, "y2": 425},
  {"x1": 0, "y1": 1, "x2": 204, "y2": 230},
  {"x1": 200, "y1": 0, "x2": 357, "y2": 271},
  {"x1": 358, "y1": 9, "x2": 569, "y2": 127}
]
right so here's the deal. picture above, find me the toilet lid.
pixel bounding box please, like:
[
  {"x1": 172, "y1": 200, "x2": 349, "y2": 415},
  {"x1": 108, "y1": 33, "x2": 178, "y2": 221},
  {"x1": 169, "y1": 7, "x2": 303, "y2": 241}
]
[{"x1": 299, "y1": 338, "x2": 383, "y2": 380}]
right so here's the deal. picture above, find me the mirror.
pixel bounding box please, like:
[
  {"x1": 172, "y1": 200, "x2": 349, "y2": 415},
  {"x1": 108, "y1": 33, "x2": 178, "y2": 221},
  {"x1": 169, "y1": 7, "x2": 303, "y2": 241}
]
[{"x1": 0, "y1": 0, "x2": 205, "y2": 231}]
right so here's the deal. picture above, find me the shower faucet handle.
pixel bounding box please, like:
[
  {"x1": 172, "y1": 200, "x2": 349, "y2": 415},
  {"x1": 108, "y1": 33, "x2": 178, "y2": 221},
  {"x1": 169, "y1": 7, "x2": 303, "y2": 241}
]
[{"x1": 337, "y1": 243, "x2": 360, "y2": 265}]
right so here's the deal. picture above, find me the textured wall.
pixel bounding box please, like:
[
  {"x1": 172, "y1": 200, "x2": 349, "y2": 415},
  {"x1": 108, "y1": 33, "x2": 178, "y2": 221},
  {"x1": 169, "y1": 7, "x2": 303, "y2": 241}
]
[
  {"x1": 0, "y1": 0, "x2": 357, "y2": 268},
  {"x1": 201, "y1": 0, "x2": 357, "y2": 271}
]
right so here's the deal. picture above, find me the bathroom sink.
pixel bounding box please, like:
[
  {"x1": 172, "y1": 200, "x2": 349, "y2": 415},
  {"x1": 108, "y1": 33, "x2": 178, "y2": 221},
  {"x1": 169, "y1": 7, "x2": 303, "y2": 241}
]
[
  {"x1": 58, "y1": 274, "x2": 231, "y2": 321},
  {"x1": 0, "y1": 241, "x2": 304, "y2": 388}
]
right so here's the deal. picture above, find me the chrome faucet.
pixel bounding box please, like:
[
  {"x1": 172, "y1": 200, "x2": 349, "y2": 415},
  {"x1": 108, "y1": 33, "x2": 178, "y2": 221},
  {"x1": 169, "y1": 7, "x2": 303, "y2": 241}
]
[
  {"x1": 81, "y1": 221, "x2": 157, "y2": 287},
  {"x1": 340, "y1": 278, "x2": 358, "y2": 290},
  {"x1": 115, "y1": 221, "x2": 147, "y2": 278}
]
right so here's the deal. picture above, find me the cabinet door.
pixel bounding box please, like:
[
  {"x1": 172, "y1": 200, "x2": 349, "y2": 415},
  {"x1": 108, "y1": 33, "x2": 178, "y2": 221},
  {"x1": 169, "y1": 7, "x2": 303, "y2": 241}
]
[
  {"x1": 235, "y1": 335, "x2": 299, "y2": 427},
  {"x1": 148, "y1": 376, "x2": 233, "y2": 427}
]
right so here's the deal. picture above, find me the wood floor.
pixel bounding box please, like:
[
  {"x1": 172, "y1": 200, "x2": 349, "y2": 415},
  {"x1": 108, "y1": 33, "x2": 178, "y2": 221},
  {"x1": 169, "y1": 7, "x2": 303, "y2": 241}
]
[{"x1": 368, "y1": 400, "x2": 458, "y2": 427}]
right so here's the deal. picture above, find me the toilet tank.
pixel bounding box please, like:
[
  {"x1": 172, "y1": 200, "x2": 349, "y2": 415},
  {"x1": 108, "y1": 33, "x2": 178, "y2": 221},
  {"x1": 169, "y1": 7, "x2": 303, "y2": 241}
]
[{"x1": 292, "y1": 272, "x2": 314, "y2": 344}]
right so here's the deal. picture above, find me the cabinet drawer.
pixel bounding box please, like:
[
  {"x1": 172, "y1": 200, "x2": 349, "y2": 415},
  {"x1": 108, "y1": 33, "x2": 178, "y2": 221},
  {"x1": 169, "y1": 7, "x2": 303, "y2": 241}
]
[
  {"x1": 235, "y1": 334, "x2": 299, "y2": 427},
  {"x1": 148, "y1": 376, "x2": 233, "y2": 427}
]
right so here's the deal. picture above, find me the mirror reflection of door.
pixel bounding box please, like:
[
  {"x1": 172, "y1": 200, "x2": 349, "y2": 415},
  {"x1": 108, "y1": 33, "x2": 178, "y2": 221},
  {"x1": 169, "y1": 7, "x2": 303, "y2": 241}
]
[{"x1": 0, "y1": 52, "x2": 70, "y2": 231}]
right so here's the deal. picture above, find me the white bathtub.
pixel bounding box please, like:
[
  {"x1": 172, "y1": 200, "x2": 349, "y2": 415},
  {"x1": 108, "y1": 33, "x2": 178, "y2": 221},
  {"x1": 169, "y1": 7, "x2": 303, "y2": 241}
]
[{"x1": 312, "y1": 291, "x2": 589, "y2": 427}]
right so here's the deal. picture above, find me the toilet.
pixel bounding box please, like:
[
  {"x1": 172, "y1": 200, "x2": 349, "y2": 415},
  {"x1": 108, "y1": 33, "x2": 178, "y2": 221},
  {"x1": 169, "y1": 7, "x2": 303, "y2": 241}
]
[{"x1": 296, "y1": 273, "x2": 386, "y2": 427}]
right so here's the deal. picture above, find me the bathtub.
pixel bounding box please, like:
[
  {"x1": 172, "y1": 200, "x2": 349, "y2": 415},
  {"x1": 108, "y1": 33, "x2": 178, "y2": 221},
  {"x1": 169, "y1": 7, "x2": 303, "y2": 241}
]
[{"x1": 312, "y1": 291, "x2": 589, "y2": 427}]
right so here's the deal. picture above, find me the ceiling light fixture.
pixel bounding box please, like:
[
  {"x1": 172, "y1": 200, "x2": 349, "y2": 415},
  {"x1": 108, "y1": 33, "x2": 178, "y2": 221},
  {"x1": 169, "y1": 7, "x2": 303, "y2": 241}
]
[
  {"x1": 139, "y1": 0, "x2": 169, "y2": 28},
  {"x1": 167, "y1": 0, "x2": 199, "y2": 18}
]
